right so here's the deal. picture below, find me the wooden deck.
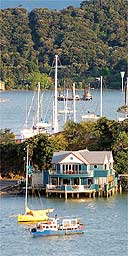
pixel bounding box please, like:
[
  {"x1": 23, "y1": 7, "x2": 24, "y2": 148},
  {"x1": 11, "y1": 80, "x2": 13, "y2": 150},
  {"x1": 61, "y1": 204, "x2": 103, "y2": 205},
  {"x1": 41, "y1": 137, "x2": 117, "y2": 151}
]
[{"x1": 46, "y1": 184, "x2": 118, "y2": 200}]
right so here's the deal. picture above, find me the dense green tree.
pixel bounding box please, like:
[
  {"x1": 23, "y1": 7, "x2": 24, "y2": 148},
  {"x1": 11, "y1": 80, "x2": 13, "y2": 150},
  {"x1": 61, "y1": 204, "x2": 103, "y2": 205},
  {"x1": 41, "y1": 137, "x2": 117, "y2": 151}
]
[
  {"x1": 30, "y1": 134, "x2": 54, "y2": 170},
  {"x1": 92, "y1": 118, "x2": 121, "y2": 150},
  {"x1": 112, "y1": 132, "x2": 128, "y2": 174},
  {"x1": 0, "y1": 129, "x2": 24, "y2": 177},
  {"x1": 0, "y1": 129, "x2": 15, "y2": 144},
  {"x1": 0, "y1": 119, "x2": 128, "y2": 177},
  {"x1": 0, "y1": 0, "x2": 127, "y2": 89}
]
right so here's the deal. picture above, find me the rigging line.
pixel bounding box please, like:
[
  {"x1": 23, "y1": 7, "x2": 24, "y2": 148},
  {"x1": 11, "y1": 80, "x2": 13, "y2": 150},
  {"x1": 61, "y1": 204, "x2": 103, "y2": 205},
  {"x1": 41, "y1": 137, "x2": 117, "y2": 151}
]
[
  {"x1": 49, "y1": 58, "x2": 55, "y2": 77},
  {"x1": 34, "y1": 173, "x2": 44, "y2": 209},
  {"x1": 8, "y1": 187, "x2": 19, "y2": 217},
  {"x1": 40, "y1": 91, "x2": 45, "y2": 120},
  {"x1": 23, "y1": 91, "x2": 36, "y2": 128},
  {"x1": 94, "y1": 88, "x2": 101, "y2": 113},
  {"x1": 43, "y1": 92, "x2": 53, "y2": 122}
]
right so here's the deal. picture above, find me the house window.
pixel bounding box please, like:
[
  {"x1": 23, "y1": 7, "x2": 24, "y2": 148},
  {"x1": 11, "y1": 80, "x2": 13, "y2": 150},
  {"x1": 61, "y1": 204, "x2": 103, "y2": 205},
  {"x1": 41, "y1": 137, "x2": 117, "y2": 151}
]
[
  {"x1": 52, "y1": 164, "x2": 56, "y2": 170},
  {"x1": 105, "y1": 164, "x2": 107, "y2": 170},
  {"x1": 94, "y1": 165, "x2": 97, "y2": 168},
  {"x1": 70, "y1": 157, "x2": 73, "y2": 160},
  {"x1": 57, "y1": 164, "x2": 60, "y2": 171}
]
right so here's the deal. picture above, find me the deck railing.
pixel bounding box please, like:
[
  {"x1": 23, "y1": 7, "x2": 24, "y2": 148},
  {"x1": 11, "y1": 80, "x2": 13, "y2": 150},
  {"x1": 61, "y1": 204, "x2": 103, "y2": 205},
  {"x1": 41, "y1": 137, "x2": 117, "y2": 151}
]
[
  {"x1": 50, "y1": 170, "x2": 93, "y2": 176},
  {"x1": 46, "y1": 184, "x2": 93, "y2": 192}
]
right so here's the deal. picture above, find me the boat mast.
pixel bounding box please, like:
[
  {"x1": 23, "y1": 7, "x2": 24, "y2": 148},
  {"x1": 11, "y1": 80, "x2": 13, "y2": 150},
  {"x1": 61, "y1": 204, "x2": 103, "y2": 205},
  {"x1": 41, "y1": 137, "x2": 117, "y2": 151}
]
[
  {"x1": 25, "y1": 145, "x2": 29, "y2": 213},
  {"x1": 125, "y1": 78, "x2": 128, "y2": 118},
  {"x1": 100, "y1": 76, "x2": 103, "y2": 117},
  {"x1": 37, "y1": 82, "x2": 40, "y2": 123},
  {"x1": 125, "y1": 78, "x2": 128, "y2": 106},
  {"x1": 73, "y1": 83, "x2": 76, "y2": 122},
  {"x1": 54, "y1": 55, "x2": 58, "y2": 133},
  {"x1": 64, "y1": 89, "x2": 68, "y2": 124},
  {"x1": 120, "y1": 71, "x2": 125, "y2": 92}
]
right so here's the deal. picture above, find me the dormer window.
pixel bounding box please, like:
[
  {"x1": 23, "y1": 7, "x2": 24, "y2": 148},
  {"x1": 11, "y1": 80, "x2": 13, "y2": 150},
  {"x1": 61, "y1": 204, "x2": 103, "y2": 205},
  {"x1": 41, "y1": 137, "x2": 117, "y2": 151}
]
[
  {"x1": 94, "y1": 165, "x2": 97, "y2": 168},
  {"x1": 70, "y1": 157, "x2": 73, "y2": 160}
]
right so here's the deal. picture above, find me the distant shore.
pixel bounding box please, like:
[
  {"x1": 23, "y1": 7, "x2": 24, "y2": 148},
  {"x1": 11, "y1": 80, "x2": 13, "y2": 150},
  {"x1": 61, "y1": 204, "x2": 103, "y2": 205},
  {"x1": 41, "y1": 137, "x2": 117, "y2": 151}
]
[{"x1": 0, "y1": 179, "x2": 19, "y2": 195}]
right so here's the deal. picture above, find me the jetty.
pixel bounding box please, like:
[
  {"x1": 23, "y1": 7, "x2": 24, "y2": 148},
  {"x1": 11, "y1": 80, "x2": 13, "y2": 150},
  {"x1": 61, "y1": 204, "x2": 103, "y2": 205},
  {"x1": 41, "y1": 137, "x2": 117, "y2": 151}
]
[{"x1": 0, "y1": 179, "x2": 19, "y2": 195}]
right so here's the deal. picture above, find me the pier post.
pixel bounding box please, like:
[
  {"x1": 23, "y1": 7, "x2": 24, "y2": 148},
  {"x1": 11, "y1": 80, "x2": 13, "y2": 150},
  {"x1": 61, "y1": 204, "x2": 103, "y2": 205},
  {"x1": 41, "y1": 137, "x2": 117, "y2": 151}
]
[
  {"x1": 77, "y1": 193, "x2": 79, "y2": 199},
  {"x1": 89, "y1": 193, "x2": 91, "y2": 198},
  {"x1": 46, "y1": 192, "x2": 48, "y2": 198},
  {"x1": 65, "y1": 192, "x2": 67, "y2": 200},
  {"x1": 72, "y1": 193, "x2": 74, "y2": 198},
  {"x1": 119, "y1": 185, "x2": 122, "y2": 193},
  {"x1": 115, "y1": 185, "x2": 118, "y2": 193},
  {"x1": 60, "y1": 193, "x2": 61, "y2": 199},
  {"x1": 93, "y1": 191, "x2": 95, "y2": 198}
]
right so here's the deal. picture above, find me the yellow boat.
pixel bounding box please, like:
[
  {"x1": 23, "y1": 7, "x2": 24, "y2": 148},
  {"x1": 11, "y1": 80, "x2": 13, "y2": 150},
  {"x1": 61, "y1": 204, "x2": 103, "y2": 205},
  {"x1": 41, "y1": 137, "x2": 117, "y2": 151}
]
[
  {"x1": 18, "y1": 145, "x2": 54, "y2": 223},
  {"x1": 18, "y1": 207, "x2": 54, "y2": 223}
]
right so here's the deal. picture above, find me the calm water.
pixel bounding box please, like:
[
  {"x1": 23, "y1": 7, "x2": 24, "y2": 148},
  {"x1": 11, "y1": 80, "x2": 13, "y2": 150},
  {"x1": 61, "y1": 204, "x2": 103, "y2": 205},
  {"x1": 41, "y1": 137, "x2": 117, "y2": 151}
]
[
  {"x1": 1, "y1": 0, "x2": 82, "y2": 11},
  {"x1": 0, "y1": 193, "x2": 128, "y2": 256},
  {"x1": 0, "y1": 89, "x2": 124, "y2": 136}
]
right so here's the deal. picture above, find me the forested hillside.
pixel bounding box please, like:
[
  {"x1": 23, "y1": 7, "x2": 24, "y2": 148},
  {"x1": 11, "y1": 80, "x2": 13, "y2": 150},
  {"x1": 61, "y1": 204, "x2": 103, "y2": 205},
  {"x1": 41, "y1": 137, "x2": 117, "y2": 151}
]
[{"x1": 0, "y1": 0, "x2": 127, "y2": 89}]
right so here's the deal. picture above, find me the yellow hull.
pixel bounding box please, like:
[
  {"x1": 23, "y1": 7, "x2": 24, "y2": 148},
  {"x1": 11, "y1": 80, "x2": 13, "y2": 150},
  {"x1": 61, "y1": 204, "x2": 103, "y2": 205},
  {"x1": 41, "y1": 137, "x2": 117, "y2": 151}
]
[{"x1": 18, "y1": 214, "x2": 49, "y2": 223}]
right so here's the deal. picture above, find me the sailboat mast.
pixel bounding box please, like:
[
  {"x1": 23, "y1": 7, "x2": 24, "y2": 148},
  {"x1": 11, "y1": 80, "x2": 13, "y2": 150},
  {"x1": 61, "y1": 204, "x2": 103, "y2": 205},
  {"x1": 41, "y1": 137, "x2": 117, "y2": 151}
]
[
  {"x1": 73, "y1": 83, "x2": 76, "y2": 122},
  {"x1": 37, "y1": 82, "x2": 40, "y2": 123},
  {"x1": 25, "y1": 145, "x2": 29, "y2": 212},
  {"x1": 125, "y1": 78, "x2": 128, "y2": 106},
  {"x1": 100, "y1": 76, "x2": 103, "y2": 117},
  {"x1": 54, "y1": 55, "x2": 58, "y2": 133},
  {"x1": 64, "y1": 89, "x2": 68, "y2": 124}
]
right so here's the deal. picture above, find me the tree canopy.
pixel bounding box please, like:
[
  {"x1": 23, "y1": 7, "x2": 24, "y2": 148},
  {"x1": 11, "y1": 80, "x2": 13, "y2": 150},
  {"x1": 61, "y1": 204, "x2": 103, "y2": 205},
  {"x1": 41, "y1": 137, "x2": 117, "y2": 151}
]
[
  {"x1": 0, "y1": 118, "x2": 128, "y2": 178},
  {"x1": 0, "y1": 0, "x2": 127, "y2": 89}
]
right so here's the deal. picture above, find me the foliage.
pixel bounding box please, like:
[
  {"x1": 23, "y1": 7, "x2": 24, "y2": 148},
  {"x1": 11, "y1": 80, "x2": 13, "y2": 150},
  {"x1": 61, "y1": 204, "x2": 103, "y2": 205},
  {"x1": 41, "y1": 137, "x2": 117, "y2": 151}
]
[
  {"x1": 92, "y1": 117, "x2": 121, "y2": 150},
  {"x1": 63, "y1": 120, "x2": 95, "y2": 150},
  {"x1": 0, "y1": 129, "x2": 15, "y2": 144},
  {"x1": 112, "y1": 131, "x2": 128, "y2": 174},
  {"x1": 0, "y1": 1, "x2": 127, "y2": 89},
  {"x1": 28, "y1": 134, "x2": 54, "y2": 170},
  {"x1": 62, "y1": 118, "x2": 128, "y2": 174},
  {"x1": 0, "y1": 119, "x2": 128, "y2": 177},
  {"x1": 0, "y1": 130, "x2": 24, "y2": 177}
]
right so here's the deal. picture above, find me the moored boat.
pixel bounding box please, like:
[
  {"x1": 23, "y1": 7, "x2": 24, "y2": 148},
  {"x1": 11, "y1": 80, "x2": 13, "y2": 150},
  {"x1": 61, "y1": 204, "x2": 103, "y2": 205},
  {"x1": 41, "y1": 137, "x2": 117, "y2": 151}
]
[
  {"x1": 82, "y1": 85, "x2": 92, "y2": 100},
  {"x1": 82, "y1": 112, "x2": 100, "y2": 121},
  {"x1": 30, "y1": 217, "x2": 84, "y2": 237},
  {"x1": 18, "y1": 145, "x2": 54, "y2": 223},
  {"x1": 18, "y1": 207, "x2": 54, "y2": 223}
]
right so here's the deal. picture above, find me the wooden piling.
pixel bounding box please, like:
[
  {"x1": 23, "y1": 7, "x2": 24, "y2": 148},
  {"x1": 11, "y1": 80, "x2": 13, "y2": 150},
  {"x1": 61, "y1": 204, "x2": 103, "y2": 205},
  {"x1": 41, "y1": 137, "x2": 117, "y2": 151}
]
[
  {"x1": 77, "y1": 193, "x2": 79, "y2": 199},
  {"x1": 119, "y1": 185, "x2": 122, "y2": 193}
]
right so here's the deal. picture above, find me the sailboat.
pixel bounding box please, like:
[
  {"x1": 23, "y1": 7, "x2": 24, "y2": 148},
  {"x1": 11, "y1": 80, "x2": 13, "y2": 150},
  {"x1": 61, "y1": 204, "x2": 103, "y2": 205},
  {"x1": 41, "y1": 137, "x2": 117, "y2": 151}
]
[
  {"x1": 82, "y1": 84, "x2": 92, "y2": 100},
  {"x1": 18, "y1": 145, "x2": 54, "y2": 223},
  {"x1": 82, "y1": 76, "x2": 103, "y2": 121},
  {"x1": 21, "y1": 82, "x2": 51, "y2": 140},
  {"x1": 117, "y1": 78, "x2": 128, "y2": 121}
]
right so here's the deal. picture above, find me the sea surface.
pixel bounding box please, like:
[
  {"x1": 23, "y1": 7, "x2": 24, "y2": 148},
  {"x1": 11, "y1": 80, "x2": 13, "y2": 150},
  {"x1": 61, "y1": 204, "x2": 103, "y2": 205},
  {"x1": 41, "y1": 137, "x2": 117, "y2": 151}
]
[
  {"x1": 0, "y1": 89, "x2": 124, "y2": 136},
  {"x1": 0, "y1": 193, "x2": 128, "y2": 256},
  {"x1": 1, "y1": 0, "x2": 82, "y2": 11}
]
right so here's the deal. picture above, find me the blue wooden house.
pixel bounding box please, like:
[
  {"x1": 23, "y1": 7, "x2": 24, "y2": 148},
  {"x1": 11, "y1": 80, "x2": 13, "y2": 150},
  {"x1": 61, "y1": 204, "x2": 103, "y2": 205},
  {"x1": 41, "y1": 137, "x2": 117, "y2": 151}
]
[{"x1": 45, "y1": 149, "x2": 116, "y2": 198}]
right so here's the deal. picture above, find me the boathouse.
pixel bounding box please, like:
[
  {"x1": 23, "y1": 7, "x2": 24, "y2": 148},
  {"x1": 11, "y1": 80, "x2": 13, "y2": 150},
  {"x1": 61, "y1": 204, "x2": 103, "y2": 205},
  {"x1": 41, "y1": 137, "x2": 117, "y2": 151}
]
[{"x1": 45, "y1": 149, "x2": 117, "y2": 199}]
